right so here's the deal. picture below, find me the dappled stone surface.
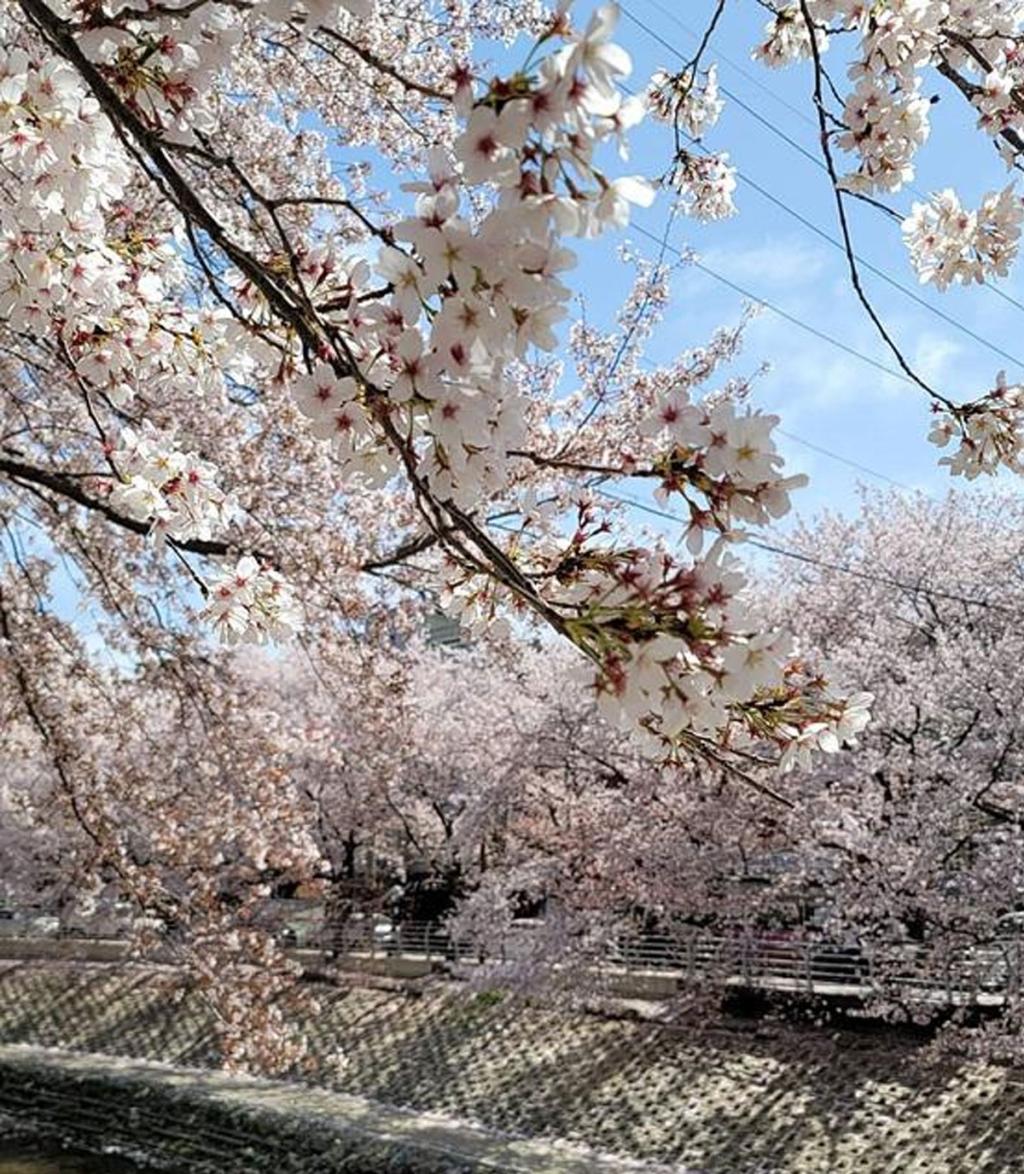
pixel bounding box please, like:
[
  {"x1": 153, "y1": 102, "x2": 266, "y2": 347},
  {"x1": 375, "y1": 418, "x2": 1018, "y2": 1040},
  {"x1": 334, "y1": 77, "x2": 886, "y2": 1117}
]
[
  {"x1": 0, "y1": 961, "x2": 1021, "y2": 1172},
  {"x1": 0, "y1": 1046, "x2": 650, "y2": 1173}
]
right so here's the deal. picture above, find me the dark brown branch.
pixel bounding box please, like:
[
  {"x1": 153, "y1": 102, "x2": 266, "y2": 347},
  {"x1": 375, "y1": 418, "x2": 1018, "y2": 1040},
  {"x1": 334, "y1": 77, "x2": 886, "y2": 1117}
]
[
  {"x1": 798, "y1": 0, "x2": 956, "y2": 411},
  {"x1": 0, "y1": 453, "x2": 249, "y2": 557},
  {"x1": 361, "y1": 530, "x2": 440, "y2": 572},
  {"x1": 0, "y1": 451, "x2": 448, "y2": 578},
  {"x1": 315, "y1": 27, "x2": 452, "y2": 100},
  {"x1": 936, "y1": 52, "x2": 1024, "y2": 158}
]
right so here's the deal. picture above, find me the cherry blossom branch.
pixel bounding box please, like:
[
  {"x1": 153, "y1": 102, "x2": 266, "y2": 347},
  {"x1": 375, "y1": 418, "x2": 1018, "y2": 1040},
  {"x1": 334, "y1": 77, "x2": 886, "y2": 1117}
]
[
  {"x1": 17, "y1": 0, "x2": 315, "y2": 344},
  {"x1": 0, "y1": 453, "x2": 245, "y2": 556},
  {"x1": 798, "y1": 0, "x2": 956, "y2": 412},
  {"x1": 0, "y1": 583, "x2": 143, "y2": 892},
  {"x1": 935, "y1": 52, "x2": 1024, "y2": 159},
  {"x1": 17, "y1": 0, "x2": 571, "y2": 637},
  {"x1": 360, "y1": 530, "x2": 440, "y2": 572},
  {"x1": 0, "y1": 450, "x2": 454, "y2": 581},
  {"x1": 78, "y1": 0, "x2": 252, "y2": 26},
  {"x1": 315, "y1": 27, "x2": 453, "y2": 101}
]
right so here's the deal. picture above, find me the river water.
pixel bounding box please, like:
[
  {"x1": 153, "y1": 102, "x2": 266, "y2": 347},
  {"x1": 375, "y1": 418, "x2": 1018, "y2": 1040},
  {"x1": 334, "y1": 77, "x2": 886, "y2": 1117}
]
[{"x1": 0, "y1": 1144, "x2": 144, "y2": 1172}]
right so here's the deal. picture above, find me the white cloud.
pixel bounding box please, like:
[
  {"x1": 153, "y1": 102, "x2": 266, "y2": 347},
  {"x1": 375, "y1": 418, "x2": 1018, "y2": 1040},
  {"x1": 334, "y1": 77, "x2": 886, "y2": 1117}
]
[{"x1": 699, "y1": 233, "x2": 831, "y2": 291}]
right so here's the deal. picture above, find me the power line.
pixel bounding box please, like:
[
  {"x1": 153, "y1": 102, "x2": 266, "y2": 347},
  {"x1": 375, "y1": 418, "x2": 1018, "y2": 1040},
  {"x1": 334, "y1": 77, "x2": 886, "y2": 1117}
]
[
  {"x1": 596, "y1": 487, "x2": 1008, "y2": 611},
  {"x1": 630, "y1": 218, "x2": 916, "y2": 387},
  {"x1": 633, "y1": 344, "x2": 914, "y2": 491},
  {"x1": 621, "y1": 65, "x2": 1024, "y2": 371},
  {"x1": 775, "y1": 428, "x2": 915, "y2": 492},
  {"x1": 621, "y1": 3, "x2": 832, "y2": 174},
  {"x1": 689, "y1": 139, "x2": 1024, "y2": 373},
  {"x1": 621, "y1": 0, "x2": 1024, "y2": 320},
  {"x1": 640, "y1": 0, "x2": 822, "y2": 132}
]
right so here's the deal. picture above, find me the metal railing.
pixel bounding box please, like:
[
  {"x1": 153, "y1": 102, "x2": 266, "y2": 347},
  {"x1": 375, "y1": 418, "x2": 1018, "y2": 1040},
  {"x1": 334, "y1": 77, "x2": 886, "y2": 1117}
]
[
  {"x1": 4, "y1": 914, "x2": 1023, "y2": 1005},
  {"x1": 316, "y1": 921, "x2": 1024, "y2": 1003}
]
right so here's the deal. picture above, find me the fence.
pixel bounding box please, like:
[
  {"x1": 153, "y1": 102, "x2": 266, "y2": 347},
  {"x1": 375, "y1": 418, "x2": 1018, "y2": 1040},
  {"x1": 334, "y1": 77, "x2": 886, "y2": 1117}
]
[
  {"x1": 3, "y1": 914, "x2": 1022, "y2": 1005},
  {"x1": 318, "y1": 921, "x2": 1024, "y2": 1004}
]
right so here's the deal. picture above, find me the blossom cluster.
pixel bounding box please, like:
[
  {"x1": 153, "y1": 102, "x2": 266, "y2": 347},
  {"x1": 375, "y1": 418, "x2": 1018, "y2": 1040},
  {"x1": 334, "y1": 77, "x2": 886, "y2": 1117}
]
[
  {"x1": 74, "y1": 1, "x2": 245, "y2": 142},
  {"x1": 752, "y1": 6, "x2": 823, "y2": 68},
  {"x1": 747, "y1": 3, "x2": 1024, "y2": 198},
  {"x1": 641, "y1": 394, "x2": 809, "y2": 548},
  {"x1": 777, "y1": 689, "x2": 874, "y2": 772},
  {"x1": 0, "y1": 44, "x2": 246, "y2": 413},
  {"x1": 837, "y1": 76, "x2": 931, "y2": 194},
  {"x1": 0, "y1": 50, "x2": 131, "y2": 331},
  {"x1": 442, "y1": 428, "x2": 852, "y2": 772},
  {"x1": 269, "y1": 5, "x2": 654, "y2": 508},
  {"x1": 648, "y1": 64, "x2": 724, "y2": 139},
  {"x1": 375, "y1": 6, "x2": 653, "y2": 506},
  {"x1": 569, "y1": 539, "x2": 869, "y2": 768},
  {"x1": 903, "y1": 186, "x2": 1023, "y2": 290},
  {"x1": 289, "y1": 363, "x2": 388, "y2": 487},
  {"x1": 202, "y1": 556, "x2": 303, "y2": 645},
  {"x1": 576, "y1": 542, "x2": 789, "y2": 740},
  {"x1": 646, "y1": 63, "x2": 735, "y2": 220},
  {"x1": 108, "y1": 424, "x2": 236, "y2": 545},
  {"x1": 74, "y1": 0, "x2": 374, "y2": 147},
  {"x1": 667, "y1": 150, "x2": 737, "y2": 221},
  {"x1": 928, "y1": 372, "x2": 1024, "y2": 478}
]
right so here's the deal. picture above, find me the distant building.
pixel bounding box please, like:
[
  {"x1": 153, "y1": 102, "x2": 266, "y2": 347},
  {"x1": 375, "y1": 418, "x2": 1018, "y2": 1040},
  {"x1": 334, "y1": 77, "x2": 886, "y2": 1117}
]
[{"x1": 424, "y1": 609, "x2": 469, "y2": 650}]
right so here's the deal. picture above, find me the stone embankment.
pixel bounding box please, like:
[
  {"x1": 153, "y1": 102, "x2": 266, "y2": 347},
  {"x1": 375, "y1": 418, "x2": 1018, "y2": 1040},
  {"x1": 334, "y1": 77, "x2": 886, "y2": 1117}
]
[
  {"x1": 0, "y1": 1043, "x2": 653, "y2": 1172},
  {"x1": 0, "y1": 957, "x2": 1021, "y2": 1172}
]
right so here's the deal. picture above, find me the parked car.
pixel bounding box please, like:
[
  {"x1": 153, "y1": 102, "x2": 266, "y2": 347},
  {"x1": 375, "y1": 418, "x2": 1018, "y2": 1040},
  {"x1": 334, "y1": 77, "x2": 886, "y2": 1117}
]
[
  {"x1": 373, "y1": 918, "x2": 397, "y2": 949},
  {"x1": 24, "y1": 913, "x2": 59, "y2": 937}
]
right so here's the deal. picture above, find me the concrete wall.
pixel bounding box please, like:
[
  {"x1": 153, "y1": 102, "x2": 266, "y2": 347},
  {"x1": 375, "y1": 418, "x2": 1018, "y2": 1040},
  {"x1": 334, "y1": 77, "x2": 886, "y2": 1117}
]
[
  {"x1": 0, "y1": 938, "x2": 129, "y2": 963},
  {"x1": 0, "y1": 937, "x2": 435, "y2": 977}
]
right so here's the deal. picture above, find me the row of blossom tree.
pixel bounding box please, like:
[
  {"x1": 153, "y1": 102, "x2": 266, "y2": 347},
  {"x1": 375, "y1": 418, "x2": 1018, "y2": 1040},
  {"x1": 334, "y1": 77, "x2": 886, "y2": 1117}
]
[
  {"x1": 5, "y1": 489, "x2": 1024, "y2": 1065},
  {"x1": 4, "y1": 0, "x2": 1024, "y2": 1066}
]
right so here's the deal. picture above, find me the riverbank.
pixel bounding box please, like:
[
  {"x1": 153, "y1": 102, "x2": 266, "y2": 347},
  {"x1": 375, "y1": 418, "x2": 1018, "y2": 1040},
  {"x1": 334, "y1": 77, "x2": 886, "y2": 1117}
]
[
  {"x1": 0, "y1": 1134, "x2": 144, "y2": 1173},
  {"x1": 0, "y1": 958, "x2": 1021, "y2": 1171},
  {"x1": 0, "y1": 1044, "x2": 660, "y2": 1173}
]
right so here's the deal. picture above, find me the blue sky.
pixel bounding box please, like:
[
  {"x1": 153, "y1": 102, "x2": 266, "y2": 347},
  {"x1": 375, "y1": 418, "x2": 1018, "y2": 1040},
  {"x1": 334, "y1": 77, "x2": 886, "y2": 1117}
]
[{"x1": 556, "y1": 0, "x2": 1024, "y2": 532}]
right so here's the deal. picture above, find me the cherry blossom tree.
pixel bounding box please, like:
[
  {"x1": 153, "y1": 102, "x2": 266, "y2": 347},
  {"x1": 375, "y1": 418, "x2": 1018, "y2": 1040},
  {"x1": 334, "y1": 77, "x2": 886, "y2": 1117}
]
[
  {"x1": 8, "y1": 0, "x2": 1024, "y2": 1070},
  {"x1": 0, "y1": 0, "x2": 879, "y2": 796},
  {"x1": 755, "y1": 489, "x2": 1024, "y2": 1056},
  {"x1": 255, "y1": 638, "x2": 642, "y2": 927},
  {"x1": 0, "y1": 575, "x2": 329, "y2": 1070}
]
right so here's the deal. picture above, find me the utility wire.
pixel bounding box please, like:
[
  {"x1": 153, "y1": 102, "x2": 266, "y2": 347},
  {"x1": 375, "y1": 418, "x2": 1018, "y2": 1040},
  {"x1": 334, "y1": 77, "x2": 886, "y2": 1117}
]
[
  {"x1": 596, "y1": 487, "x2": 1008, "y2": 611},
  {"x1": 775, "y1": 428, "x2": 916, "y2": 491},
  {"x1": 632, "y1": 342, "x2": 914, "y2": 491},
  {"x1": 621, "y1": 67, "x2": 1024, "y2": 373},
  {"x1": 689, "y1": 138, "x2": 1024, "y2": 372},
  {"x1": 641, "y1": 0, "x2": 822, "y2": 132},
  {"x1": 621, "y1": 0, "x2": 1024, "y2": 319},
  {"x1": 621, "y1": 3, "x2": 839, "y2": 174},
  {"x1": 630, "y1": 219, "x2": 916, "y2": 387}
]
